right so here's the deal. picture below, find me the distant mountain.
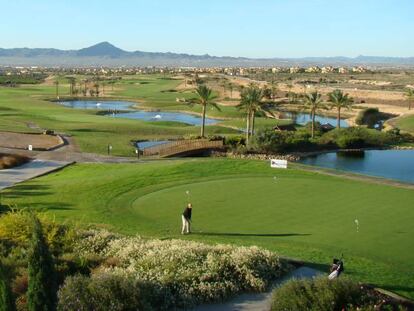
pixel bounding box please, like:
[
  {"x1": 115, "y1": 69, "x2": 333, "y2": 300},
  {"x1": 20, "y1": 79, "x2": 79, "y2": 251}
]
[
  {"x1": 0, "y1": 42, "x2": 413, "y2": 67},
  {"x1": 76, "y1": 42, "x2": 127, "y2": 57}
]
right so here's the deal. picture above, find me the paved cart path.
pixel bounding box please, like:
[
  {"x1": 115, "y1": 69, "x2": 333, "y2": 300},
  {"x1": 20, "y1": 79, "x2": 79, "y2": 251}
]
[
  {"x1": 193, "y1": 267, "x2": 323, "y2": 311},
  {"x1": 0, "y1": 159, "x2": 72, "y2": 190}
]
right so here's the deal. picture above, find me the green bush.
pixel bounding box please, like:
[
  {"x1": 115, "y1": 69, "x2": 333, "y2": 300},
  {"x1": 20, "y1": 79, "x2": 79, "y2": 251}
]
[
  {"x1": 225, "y1": 135, "x2": 246, "y2": 147},
  {"x1": 65, "y1": 230, "x2": 290, "y2": 309},
  {"x1": 271, "y1": 277, "x2": 370, "y2": 311},
  {"x1": 319, "y1": 127, "x2": 396, "y2": 149},
  {"x1": 252, "y1": 128, "x2": 316, "y2": 153},
  {"x1": 0, "y1": 210, "x2": 75, "y2": 256},
  {"x1": 355, "y1": 108, "x2": 389, "y2": 129},
  {"x1": 0, "y1": 260, "x2": 15, "y2": 311},
  {"x1": 57, "y1": 274, "x2": 149, "y2": 311},
  {"x1": 27, "y1": 216, "x2": 57, "y2": 311}
]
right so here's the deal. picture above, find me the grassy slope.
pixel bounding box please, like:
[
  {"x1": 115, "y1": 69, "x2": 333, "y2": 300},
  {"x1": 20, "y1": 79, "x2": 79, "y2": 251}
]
[
  {"x1": 0, "y1": 75, "x2": 288, "y2": 155},
  {"x1": 0, "y1": 79, "x2": 241, "y2": 156},
  {"x1": 395, "y1": 114, "x2": 414, "y2": 134},
  {"x1": 2, "y1": 158, "x2": 413, "y2": 298}
]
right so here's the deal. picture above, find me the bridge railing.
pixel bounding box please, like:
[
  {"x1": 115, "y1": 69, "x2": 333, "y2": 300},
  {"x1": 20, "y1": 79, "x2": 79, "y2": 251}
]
[{"x1": 142, "y1": 139, "x2": 223, "y2": 157}]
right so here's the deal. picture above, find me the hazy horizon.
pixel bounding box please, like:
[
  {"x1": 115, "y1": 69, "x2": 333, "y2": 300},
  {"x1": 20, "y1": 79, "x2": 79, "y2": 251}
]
[{"x1": 1, "y1": 41, "x2": 413, "y2": 60}]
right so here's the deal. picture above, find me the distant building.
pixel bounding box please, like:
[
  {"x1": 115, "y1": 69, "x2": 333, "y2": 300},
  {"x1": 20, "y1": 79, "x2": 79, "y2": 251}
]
[
  {"x1": 338, "y1": 67, "x2": 349, "y2": 74},
  {"x1": 289, "y1": 67, "x2": 300, "y2": 74},
  {"x1": 305, "y1": 66, "x2": 321, "y2": 73},
  {"x1": 321, "y1": 66, "x2": 334, "y2": 73}
]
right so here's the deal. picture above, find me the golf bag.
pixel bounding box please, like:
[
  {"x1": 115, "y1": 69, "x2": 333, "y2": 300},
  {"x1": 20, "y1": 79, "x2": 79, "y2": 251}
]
[{"x1": 328, "y1": 257, "x2": 344, "y2": 280}]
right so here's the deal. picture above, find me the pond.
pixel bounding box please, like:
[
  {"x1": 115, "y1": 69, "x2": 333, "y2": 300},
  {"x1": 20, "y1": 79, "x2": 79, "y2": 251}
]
[
  {"x1": 283, "y1": 111, "x2": 349, "y2": 127},
  {"x1": 299, "y1": 149, "x2": 414, "y2": 184},
  {"x1": 136, "y1": 140, "x2": 170, "y2": 150},
  {"x1": 59, "y1": 100, "x2": 219, "y2": 126}
]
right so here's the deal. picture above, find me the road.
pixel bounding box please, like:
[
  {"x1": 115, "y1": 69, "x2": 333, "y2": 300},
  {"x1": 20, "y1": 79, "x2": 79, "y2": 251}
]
[{"x1": 193, "y1": 267, "x2": 322, "y2": 311}]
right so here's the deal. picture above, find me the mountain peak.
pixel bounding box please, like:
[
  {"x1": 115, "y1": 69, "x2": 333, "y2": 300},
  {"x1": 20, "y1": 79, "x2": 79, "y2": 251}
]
[{"x1": 76, "y1": 42, "x2": 126, "y2": 57}]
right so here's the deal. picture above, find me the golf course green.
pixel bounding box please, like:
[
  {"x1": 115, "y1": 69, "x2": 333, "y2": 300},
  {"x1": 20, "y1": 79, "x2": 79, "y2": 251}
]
[
  {"x1": 2, "y1": 159, "x2": 414, "y2": 298},
  {"x1": 0, "y1": 74, "x2": 291, "y2": 156}
]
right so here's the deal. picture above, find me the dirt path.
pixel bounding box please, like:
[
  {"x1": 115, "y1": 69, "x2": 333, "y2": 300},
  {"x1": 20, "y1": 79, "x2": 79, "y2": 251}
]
[
  {"x1": 192, "y1": 267, "x2": 322, "y2": 311},
  {"x1": 0, "y1": 134, "x2": 144, "y2": 164}
]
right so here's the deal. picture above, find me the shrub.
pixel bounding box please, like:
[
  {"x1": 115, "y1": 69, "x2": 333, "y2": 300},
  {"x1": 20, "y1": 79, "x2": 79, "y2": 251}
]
[
  {"x1": 253, "y1": 128, "x2": 316, "y2": 153},
  {"x1": 225, "y1": 136, "x2": 246, "y2": 148},
  {"x1": 271, "y1": 277, "x2": 394, "y2": 311},
  {"x1": 57, "y1": 274, "x2": 149, "y2": 311},
  {"x1": 355, "y1": 108, "x2": 389, "y2": 128},
  {"x1": 67, "y1": 231, "x2": 290, "y2": 309},
  {"x1": 319, "y1": 127, "x2": 399, "y2": 149},
  {"x1": 27, "y1": 216, "x2": 57, "y2": 311},
  {"x1": 207, "y1": 135, "x2": 224, "y2": 141},
  {"x1": 0, "y1": 260, "x2": 16, "y2": 311},
  {"x1": 0, "y1": 210, "x2": 74, "y2": 255}
]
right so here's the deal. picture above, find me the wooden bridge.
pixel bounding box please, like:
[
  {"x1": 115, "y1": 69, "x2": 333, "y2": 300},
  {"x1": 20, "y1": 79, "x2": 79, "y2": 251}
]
[{"x1": 142, "y1": 139, "x2": 224, "y2": 158}]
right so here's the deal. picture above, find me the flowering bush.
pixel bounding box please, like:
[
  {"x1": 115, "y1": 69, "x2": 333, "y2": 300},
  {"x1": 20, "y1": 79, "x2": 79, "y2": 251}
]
[
  {"x1": 270, "y1": 277, "x2": 408, "y2": 311},
  {"x1": 0, "y1": 210, "x2": 74, "y2": 255},
  {"x1": 60, "y1": 230, "x2": 290, "y2": 309}
]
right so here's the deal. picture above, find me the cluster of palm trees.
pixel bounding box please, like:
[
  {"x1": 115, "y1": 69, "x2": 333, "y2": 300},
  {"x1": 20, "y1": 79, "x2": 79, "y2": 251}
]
[
  {"x1": 191, "y1": 79, "x2": 355, "y2": 143},
  {"x1": 237, "y1": 85, "x2": 273, "y2": 144},
  {"x1": 54, "y1": 76, "x2": 118, "y2": 99},
  {"x1": 303, "y1": 89, "x2": 354, "y2": 137}
]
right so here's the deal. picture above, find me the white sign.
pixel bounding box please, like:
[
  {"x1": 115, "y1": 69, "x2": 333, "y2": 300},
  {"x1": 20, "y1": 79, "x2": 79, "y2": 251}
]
[
  {"x1": 270, "y1": 159, "x2": 287, "y2": 169},
  {"x1": 28, "y1": 144, "x2": 33, "y2": 151}
]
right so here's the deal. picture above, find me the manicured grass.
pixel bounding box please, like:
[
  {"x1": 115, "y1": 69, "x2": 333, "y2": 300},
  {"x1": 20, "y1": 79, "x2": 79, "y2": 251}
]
[
  {"x1": 395, "y1": 114, "x2": 414, "y2": 134},
  {"x1": 0, "y1": 76, "x2": 241, "y2": 156},
  {"x1": 2, "y1": 158, "x2": 413, "y2": 298}
]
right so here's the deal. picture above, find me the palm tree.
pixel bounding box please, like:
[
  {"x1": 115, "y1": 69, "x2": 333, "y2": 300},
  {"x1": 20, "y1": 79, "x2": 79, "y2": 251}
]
[
  {"x1": 228, "y1": 82, "x2": 234, "y2": 98},
  {"x1": 220, "y1": 80, "x2": 227, "y2": 97},
  {"x1": 405, "y1": 88, "x2": 414, "y2": 110},
  {"x1": 54, "y1": 79, "x2": 59, "y2": 100},
  {"x1": 237, "y1": 85, "x2": 272, "y2": 144},
  {"x1": 188, "y1": 85, "x2": 220, "y2": 137},
  {"x1": 328, "y1": 89, "x2": 354, "y2": 128},
  {"x1": 303, "y1": 91, "x2": 326, "y2": 138},
  {"x1": 270, "y1": 79, "x2": 279, "y2": 100}
]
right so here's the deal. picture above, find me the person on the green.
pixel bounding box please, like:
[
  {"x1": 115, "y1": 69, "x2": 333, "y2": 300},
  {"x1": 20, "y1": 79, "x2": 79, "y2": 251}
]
[{"x1": 181, "y1": 203, "x2": 192, "y2": 234}]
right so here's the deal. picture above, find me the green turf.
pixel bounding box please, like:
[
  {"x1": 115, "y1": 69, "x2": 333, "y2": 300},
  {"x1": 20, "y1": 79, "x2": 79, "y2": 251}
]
[
  {"x1": 2, "y1": 158, "x2": 413, "y2": 298},
  {"x1": 0, "y1": 76, "x2": 244, "y2": 156},
  {"x1": 395, "y1": 114, "x2": 414, "y2": 134}
]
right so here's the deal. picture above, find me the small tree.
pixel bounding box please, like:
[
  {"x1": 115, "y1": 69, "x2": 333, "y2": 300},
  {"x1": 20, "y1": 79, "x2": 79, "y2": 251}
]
[
  {"x1": 188, "y1": 85, "x2": 221, "y2": 137},
  {"x1": 405, "y1": 88, "x2": 414, "y2": 110},
  {"x1": 54, "y1": 79, "x2": 59, "y2": 100},
  {"x1": 303, "y1": 91, "x2": 326, "y2": 138},
  {"x1": 0, "y1": 260, "x2": 15, "y2": 311},
  {"x1": 27, "y1": 216, "x2": 56, "y2": 311},
  {"x1": 237, "y1": 84, "x2": 273, "y2": 144},
  {"x1": 328, "y1": 89, "x2": 353, "y2": 128}
]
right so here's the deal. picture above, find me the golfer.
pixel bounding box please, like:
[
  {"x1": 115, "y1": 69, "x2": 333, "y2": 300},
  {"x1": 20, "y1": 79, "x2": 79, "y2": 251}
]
[{"x1": 181, "y1": 203, "x2": 192, "y2": 234}]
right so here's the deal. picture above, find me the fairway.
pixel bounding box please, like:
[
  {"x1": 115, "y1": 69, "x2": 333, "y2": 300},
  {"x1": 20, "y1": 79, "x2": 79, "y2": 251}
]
[
  {"x1": 0, "y1": 76, "x2": 244, "y2": 156},
  {"x1": 2, "y1": 158, "x2": 414, "y2": 298},
  {"x1": 395, "y1": 114, "x2": 414, "y2": 134}
]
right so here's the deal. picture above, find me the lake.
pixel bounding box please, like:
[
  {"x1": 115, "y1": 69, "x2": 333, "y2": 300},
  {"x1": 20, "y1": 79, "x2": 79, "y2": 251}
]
[
  {"x1": 136, "y1": 140, "x2": 170, "y2": 150},
  {"x1": 59, "y1": 100, "x2": 219, "y2": 126},
  {"x1": 299, "y1": 149, "x2": 414, "y2": 184},
  {"x1": 282, "y1": 111, "x2": 349, "y2": 127}
]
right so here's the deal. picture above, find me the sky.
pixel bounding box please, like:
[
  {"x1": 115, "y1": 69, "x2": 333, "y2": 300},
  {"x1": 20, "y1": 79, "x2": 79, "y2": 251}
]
[{"x1": 1, "y1": 0, "x2": 413, "y2": 58}]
